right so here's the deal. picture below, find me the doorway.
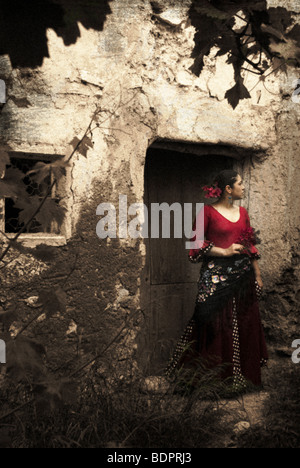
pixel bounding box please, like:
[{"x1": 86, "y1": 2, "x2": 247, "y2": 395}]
[{"x1": 139, "y1": 144, "x2": 234, "y2": 375}]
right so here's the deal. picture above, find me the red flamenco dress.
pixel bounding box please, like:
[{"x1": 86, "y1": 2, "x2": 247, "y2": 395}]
[{"x1": 166, "y1": 204, "x2": 268, "y2": 391}]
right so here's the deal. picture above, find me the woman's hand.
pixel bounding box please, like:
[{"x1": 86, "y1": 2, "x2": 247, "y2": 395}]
[
  {"x1": 224, "y1": 243, "x2": 245, "y2": 257},
  {"x1": 251, "y1": 259, "x2": 263, "y2": 289},
  {"x1": 255, "y1": 275, "x2": 263, "y2": 289}
]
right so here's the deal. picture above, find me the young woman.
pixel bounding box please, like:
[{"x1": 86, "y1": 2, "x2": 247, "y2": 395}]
[{"x1": 166, "y1": 170, "x2": 268, "y2": 392}]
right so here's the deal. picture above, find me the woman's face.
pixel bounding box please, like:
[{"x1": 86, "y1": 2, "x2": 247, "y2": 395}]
[{"x1": 230, "y1": 175, "x2": 245, "y2": 200}]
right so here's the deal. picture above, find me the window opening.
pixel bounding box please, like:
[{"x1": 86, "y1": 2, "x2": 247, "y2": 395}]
[{"x1": 1, "y1": 154, "x2": 64, "y2": 235}]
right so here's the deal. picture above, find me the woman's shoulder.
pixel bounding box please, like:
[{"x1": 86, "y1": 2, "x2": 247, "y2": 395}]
[
  {"x1": 204, "y1": 203, "x2": 215, "y2": 215},
  {"x1": 239, "y1": 206, "x2": 251, "y2": 221},
  {"x1": 240, "y1": 206, "x2": 249, "y2": 215},
  {"x1": 198, "y1": 204, "x2": 215, "y2": 222}
]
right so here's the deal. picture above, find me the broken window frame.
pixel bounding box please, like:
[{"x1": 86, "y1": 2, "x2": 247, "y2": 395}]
[{"x1": 0, "y1": 151, "x2": 68, "y2": 246}]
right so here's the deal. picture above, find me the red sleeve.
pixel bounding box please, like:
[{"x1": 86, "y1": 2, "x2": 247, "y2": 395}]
[
  {"x1": 188, "y1": 205, "x2": 214, "y2": 263},
  {"x1": 243, "y1": 208, "x2": 261, "y2": 260}
]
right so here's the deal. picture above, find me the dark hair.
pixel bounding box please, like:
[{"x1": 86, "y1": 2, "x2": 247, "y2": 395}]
[{"x1": 214, "y1": 170, "x2": 239, "y2": 196}]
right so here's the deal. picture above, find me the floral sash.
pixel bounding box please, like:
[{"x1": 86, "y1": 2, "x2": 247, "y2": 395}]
[{"x1": 192, "y1": 254, "x2": 255, "y2": 328}]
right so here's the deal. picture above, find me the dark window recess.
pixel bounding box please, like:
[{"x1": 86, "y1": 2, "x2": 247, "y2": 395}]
[{"x1": 5, "y1": 157, "x2": 58, "y2": 234}]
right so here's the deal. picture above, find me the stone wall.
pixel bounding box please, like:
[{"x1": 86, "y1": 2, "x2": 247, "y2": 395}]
[{"x1": 0, "y1": 0, "x2": 299, "y2": 371}]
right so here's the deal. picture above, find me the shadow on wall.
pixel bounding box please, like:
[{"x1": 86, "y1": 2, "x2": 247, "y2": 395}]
[
  {"x1": 0, "y1": 0, "x2": 113, "y2": 68},
  {"x1": 261, "y1": 248, "x2": 300, "y2": 350},
  {"x1": 0, "y1": 176, "x2": 143, "y2": 374}
]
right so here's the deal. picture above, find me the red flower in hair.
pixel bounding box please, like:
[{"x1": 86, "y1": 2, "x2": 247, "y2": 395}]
[{"x1": 202, "y1": 183, "x2": 222, "y2": 199}]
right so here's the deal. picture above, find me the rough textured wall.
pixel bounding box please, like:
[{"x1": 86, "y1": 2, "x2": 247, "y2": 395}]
[{"x1": 0, "y1": 0, "x2": 299, "y2": 370}]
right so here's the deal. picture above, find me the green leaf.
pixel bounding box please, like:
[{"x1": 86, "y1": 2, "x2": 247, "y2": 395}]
[{"x1": 225, "y1": 77, "x2": 251, "y2": 109}]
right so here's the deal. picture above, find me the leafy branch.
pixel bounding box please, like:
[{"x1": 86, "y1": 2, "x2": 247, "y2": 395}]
[{"x1": 187, "y1": 1, "x2": 300, "y2": 108}]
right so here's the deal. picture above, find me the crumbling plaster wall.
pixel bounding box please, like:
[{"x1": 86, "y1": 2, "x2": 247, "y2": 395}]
[{"x1": 0, "y1": 0, "x2": 299, "y2": 357}]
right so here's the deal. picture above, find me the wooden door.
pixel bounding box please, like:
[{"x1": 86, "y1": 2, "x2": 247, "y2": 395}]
[{"x1": 139, "y1": 147, "x2": 233, "y2": 375}]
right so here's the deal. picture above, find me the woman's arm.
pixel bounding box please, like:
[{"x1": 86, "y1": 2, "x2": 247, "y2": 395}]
[
  {"x1": 251, "y1": 258, "x2": 263, "y2": 287},
  {"x1": 189, "y1": 207, "x2": 247, "y2": 261},
  {"x1": 207, "y1": 244, "x2": 245, "y2": 257}
]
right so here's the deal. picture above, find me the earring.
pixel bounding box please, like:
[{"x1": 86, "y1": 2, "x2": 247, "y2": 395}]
[{"x1": 228, "y1": 195, "x2": 233, "y2": 204}]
